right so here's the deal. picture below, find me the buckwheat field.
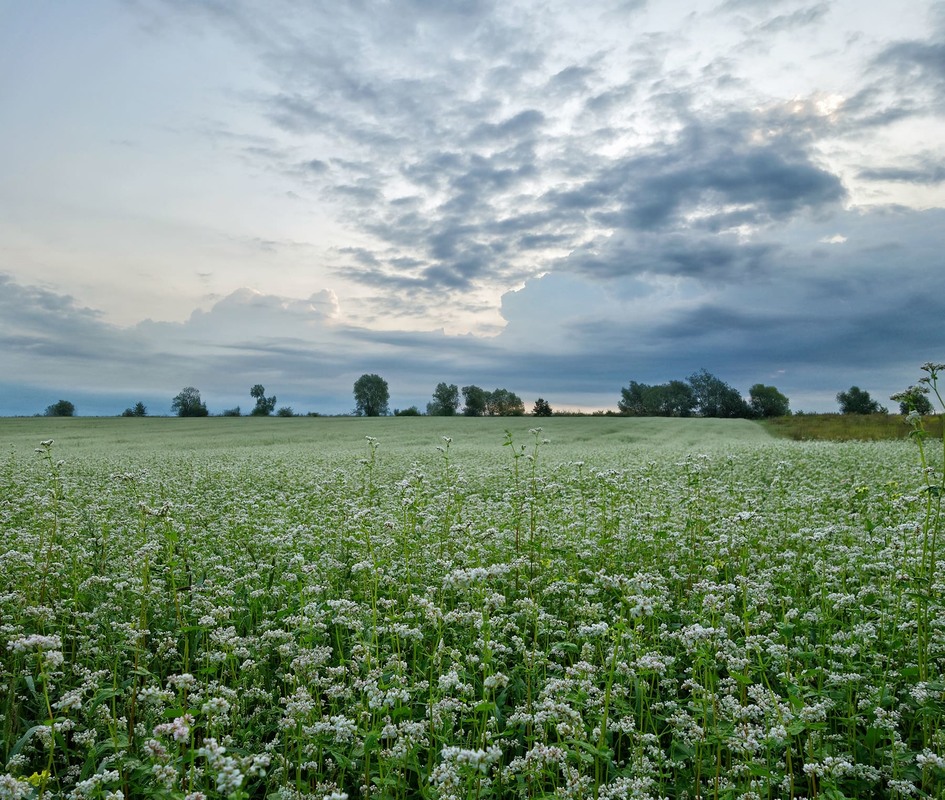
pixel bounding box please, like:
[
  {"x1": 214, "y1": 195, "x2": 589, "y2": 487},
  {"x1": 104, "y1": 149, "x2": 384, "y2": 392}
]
[{"x1": 1, "y1": 412, "x2": 943, "y2": 799}]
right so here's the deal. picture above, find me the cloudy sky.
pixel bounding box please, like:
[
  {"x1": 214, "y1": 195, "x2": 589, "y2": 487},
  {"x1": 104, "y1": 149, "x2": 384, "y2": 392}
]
[{"x1": 2, "y1": 0, "x2": 944, "y2": 416}]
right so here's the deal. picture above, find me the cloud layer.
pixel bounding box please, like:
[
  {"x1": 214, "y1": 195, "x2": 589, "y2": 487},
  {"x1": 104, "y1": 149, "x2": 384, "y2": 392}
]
[{"x1": 1, "y1": 0, "x2": 944, "y2": 414}]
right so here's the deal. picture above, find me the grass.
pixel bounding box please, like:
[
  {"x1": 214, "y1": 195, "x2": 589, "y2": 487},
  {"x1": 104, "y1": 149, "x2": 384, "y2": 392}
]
[
  {"x1": 0, "y1": 415, "x2": 773, "y2": 458},
  {"x1": 1, "y1": 415, "x2": 942, "y2": 799},
  {"x1": 763, "y1": 413, "x2": 945, "y2": 442}
]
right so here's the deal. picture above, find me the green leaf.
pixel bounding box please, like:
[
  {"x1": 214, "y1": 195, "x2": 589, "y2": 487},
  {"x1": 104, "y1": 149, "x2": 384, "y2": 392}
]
[{"x1": 9, "y1": 724, "x2": 47, "y2": 758}]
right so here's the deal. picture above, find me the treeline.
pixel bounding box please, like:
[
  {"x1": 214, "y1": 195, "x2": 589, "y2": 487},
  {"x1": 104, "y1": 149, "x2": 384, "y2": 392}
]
[
  {"x1": 36, "y1": 370, "x2": 937, "y2": 419},
  {"x1": 618, "y1": 369, "x2": 790, "y2": 419}
]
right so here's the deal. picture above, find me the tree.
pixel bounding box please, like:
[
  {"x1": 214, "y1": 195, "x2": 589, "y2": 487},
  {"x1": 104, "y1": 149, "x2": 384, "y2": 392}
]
[
  {"x1": 618, "y1": 380, "x2": 696, "y2": 416},
  {"x1": 44, "y1": 399, "x2": 75, "y2": 417},
  {"x1": 276, "y1": 406, "x2": 295, "y2": 417},
  {"x1": 427, "y1": 383, "x2": 460, "y2": 416},
  {"x1": 221, "y1": 406, "x2": 241, "y2": 417},
  {"x1": 687, "y1": 369, "x2": 752, "y2": 418},
  {"x1": 171, "y1": 387, "x2": 209, "y2": 417},
  {"x1": 891, "y1": 385, "x2": 933, "y2": 415},
  {"x1": 353, "y1": 373, "x2": 390, "y2": 416},
  {"x1": 121, "y1": 401, "x2": 148, "y2": 417},
  {"x1": 533, "y1": 398, "x2": 553, "y2": 416},
  {"x1": 748, "y1": 384, "x2": 790, "y2": 418},
  {"x1": 250, "y1": 384, "x2": 277, "y2": 416},
  {"x1": 394, "y1": 406, "x2": 421, "y2": 416},
  {"x1": 486, "y1": 388, "x2": 525, "y2": 416},
  {"x1": 837, "y1": 386, "x2": 885, "y2": 415},
  {"x1": 462, "y1": 385, "x2": 489, "y2": 416}
]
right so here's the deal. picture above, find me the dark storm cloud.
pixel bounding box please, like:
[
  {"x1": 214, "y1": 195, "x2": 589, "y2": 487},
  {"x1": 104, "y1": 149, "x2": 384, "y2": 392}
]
[{"x1": 8, "y1": 1, "x2": 936, "y2": 416}]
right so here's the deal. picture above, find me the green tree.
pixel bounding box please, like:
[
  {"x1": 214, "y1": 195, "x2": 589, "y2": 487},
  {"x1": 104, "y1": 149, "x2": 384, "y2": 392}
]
[
  {"x1": 892, "y1": 385, "x2": 934, "y2": 415},
  {"x1": 748, "y1": 384, "x2": 790, "y2": 418},
  {"x1": 171, "y1": 387, "x2": 209, "y2": 417},
  {"x1": 486, "y1": 388, "x2": 525, "y2": 416},
  {"x1": 533, "y1": 398, "x2": 553, "y2": 417},
  {"x1": 394, "y1": 406, "x2": 421, "y2": 416},
  {"x1": 462, "y1": 385, "x2": 489, "y2": 416},
  {"x1": 221, "y1": 406, "x2": 241, "y2": 417},
  {"x1": 837, "y1": 386, "x2": 885, "y2": 415},
  {"x1": 276, "y1": 406, "x2": 295, "y2": 417},
  {"x1": 618, "y1": 380, "x2": 696, "y2": 416},
  {"x1": 353, "y1": 373, "x2": 390, "y2": 416},
  {"x1": 122, "y1": 401, "x2": 148, "y2": 417},
  {"x1": 44, "y1": 399, "x2": 75, "y2": 417},
  {"x1": 250, "y1": 384, "x2": 277, "y2": 416},
  {"x1": 688, "y1": 369, "x2": 752, "y2": 418},
  {"x1": 427, "y1": 383, "x2": 460, "y2": 416}
]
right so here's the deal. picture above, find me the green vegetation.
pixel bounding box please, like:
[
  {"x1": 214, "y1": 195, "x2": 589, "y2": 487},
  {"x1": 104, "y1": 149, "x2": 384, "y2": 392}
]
[
  {"x1": 532, "y1": 398, "x2": 553, "y2": 417},
  {"x1": 250, "y1": 384, "x2": 277, "y2": 416},
  {"x1": 1, "y1": 387, "x2": 942, "y2": 797},
  {"x1": 764, "y1": 413, "x2": 945, "y2": 441},
  {"x1": 43, "y1": 400, "x2": 75, "y2": 417},
  {"x1": 837, "y1": 385, "x2": 887, "y2": 415},
  {"x1": 171, "y1": 386, "x2": 209, "y2": 417},
  {"x1": 618, "y1": 370, "x2": 785, "y2": 419},
  {"x1": 427, "y1": 383, "x2": 461, "y2": 417},
  {"x1": 354, "y1": 373, "x2": 391, "y2": 417}
]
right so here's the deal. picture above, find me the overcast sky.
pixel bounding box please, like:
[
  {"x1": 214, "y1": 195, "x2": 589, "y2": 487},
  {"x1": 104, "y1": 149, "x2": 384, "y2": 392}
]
[{"x1": 2, "y1": 0, "x2": 944, "y2": 416}]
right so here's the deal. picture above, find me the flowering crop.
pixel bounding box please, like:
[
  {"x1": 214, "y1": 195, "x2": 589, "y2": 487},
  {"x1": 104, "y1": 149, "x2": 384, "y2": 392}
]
[{"x1": 0, "y1": 417, "x2": 943, "y2": 799}]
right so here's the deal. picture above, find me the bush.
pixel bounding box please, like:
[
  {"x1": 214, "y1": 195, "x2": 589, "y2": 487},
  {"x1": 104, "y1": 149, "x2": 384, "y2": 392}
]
[{"x1": 44, "y1": 400, "x2": 75, "y2": 417}]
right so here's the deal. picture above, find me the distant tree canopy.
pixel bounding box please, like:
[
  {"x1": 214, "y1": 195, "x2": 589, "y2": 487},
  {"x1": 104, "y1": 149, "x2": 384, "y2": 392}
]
[
  {"x1": 837, "y1": 386, "x2": 886, "y2": 415},
  {"x1": 618, "y1": 370, "x2": 785, "y2": 419},
  {"x1": 171, "y1": 387, "x2": 209, "y2": 417},
  {"x1": 618, "y1": 380, "x2": 696, "y2": 417},
  {"x1": 121, "y1": 401, "x2": 147, "y2": 417},
  {"x1": 250, "y1": 384, "x2": 277, "y2": 416},
  {"x1": 749, "y1": 384, "x2": 790, "y2": 419},
  {"x1": 533, "y1": 398, "x2": 553, "y2": 417},
  {"x1": 276, "y1": 406, "x2": 295, "y2": 417},
  {"x1": 688, "y1": 369, "x2": 752, "y2": 418},
  {"x1": 427, "y1": 383, "x2": 460, "y2": 416},
  {"x1": 486, "y1": 388, "x2": 525, "y2": 417},
  {"x1": 394, "y1": 406, "x2": 421, "y2": 416},
  {"x1": 462, "y1": 385, "x2": 489, "y2": 416},
  {"x1": 353, "y1": 374, "x2": 390, "y2": 417},
  {"x1": 44, "y1": 399, "x2": 75, "y2": 417}
]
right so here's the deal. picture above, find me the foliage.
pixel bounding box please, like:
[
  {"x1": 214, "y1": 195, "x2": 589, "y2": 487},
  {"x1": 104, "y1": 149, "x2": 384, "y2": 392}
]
[
  {"x1": 427, "y1": 382, "x2": 460, "y2": 416},
  {"x1": 485, "y1": 387, "x2": 525, "y2": 416},
  {"x1": 121, "y1": 401, "x2": 147, "y2": 417},
  {"x1": 618, "y1": 380, "x2": 696, "y2": 416},
  {"x1": 221, "y1": 406, "x2": 241, "y2": 417},
  {"x1": 394, "y1": 406, "x2": 422, "y2": 416},
  {"x1": 353, "y1": 373, "x2": 390, "y2": 416},
  {"x1": 532, "y1": 397, "x2": 553, "y2": 416},
  {"x1": 1, "y1": 420, "x2": 943, "y2": 798},
  {"x1": 461, "y1": 385, "x2": 489, "y2": 416},
  {"x1": 837, "y1": 385, "x2": 887, "y2": 415},
  {"x1": 171, "y1": 386, "x2": 209, "y2": 417},
  {"x1": 275, "y1": 406, "x2": 295, "y2": 417},
  {"x1": 688, "y1": 368, "x2": 753, "y2": 418},
  {"x1": 43, "y1": 399, "x2": 75, "y2": 417},
  {"x1": 763, "y1": 413, "x2": 944, "y2": 441},
  {"x1": 250, "y1": 384, "x2": 277, "y2": 416},
  {"x1": 748, "y1": 383, "x2": 790, "y2": 418},
  {"x1": 893, "y1": 384, "x2": 934, "y2": 415}
]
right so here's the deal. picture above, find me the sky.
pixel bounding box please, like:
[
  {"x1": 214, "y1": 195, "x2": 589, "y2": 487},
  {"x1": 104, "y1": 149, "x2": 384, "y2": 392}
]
[{"x1": 2, "y1": 0, "x2": 944, "y2": 417}]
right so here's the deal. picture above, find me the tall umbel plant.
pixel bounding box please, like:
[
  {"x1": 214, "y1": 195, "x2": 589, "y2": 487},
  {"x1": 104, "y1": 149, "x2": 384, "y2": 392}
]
[{"x1": 892, "y1": 363, "x2": 945, "y2": 690}]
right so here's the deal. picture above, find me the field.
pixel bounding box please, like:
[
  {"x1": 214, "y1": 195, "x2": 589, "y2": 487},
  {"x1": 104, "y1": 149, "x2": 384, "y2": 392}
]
[{"x1": 1, "y1": 416, "x2": 943, "y2": 800}]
